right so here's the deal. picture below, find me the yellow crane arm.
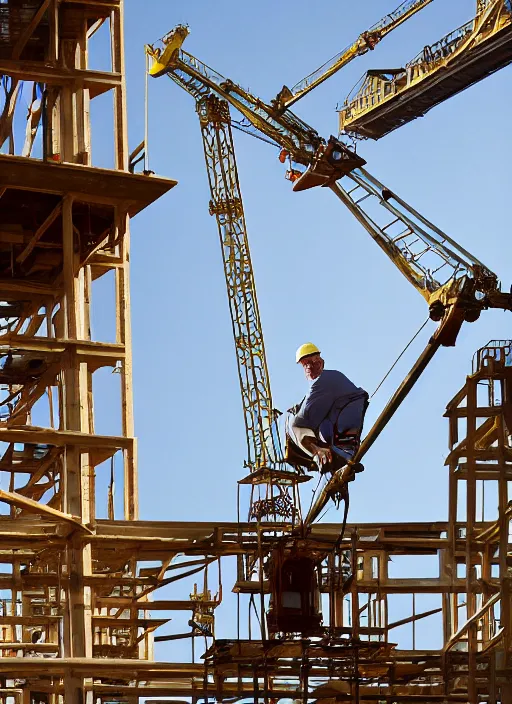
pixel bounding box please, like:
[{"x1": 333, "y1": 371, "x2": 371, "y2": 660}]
[
  {"x1": 273, "y1": 0, "x2": 434, "y2": 112},
  {"x1": 146, "y1": 25, "x2": 511, "y2": 528},
  {"x1": 146, "y1": 26, "x2": 509, "y2": 323}
]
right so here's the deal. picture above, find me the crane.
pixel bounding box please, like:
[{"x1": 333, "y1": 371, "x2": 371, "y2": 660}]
[
  {"x1": 146, "y1": 20, "x2": 511, "y2": 527},
  {"x1": 196, "y1": 95, "x2": 307, "y2": 523},
  {"x1": 272, "y1": 0, "x2": 433, "y2": 112},
  {"x1": 339, "y1": 0, "x2": 512, "y2": 139},
  {"x1": 147, "y1": 28, "x2": 307, "y2": 523}
]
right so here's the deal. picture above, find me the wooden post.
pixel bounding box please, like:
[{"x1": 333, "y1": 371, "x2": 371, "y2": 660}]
[{"x1": 115, "y1": 209, "x2": 137, "y2": 519}]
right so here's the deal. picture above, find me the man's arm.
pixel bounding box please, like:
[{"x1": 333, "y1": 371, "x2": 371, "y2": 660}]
[{"x1": 294, "y1": 376, "x2": 335, "y2": 429}]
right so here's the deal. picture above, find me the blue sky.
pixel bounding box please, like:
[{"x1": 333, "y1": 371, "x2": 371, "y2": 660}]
[
  {"x1": 113, "y1": 0, "x2": 512, "y2": 523},
  {"x1": 87, "y1": 0, "x2": 511, "y2": 652}
]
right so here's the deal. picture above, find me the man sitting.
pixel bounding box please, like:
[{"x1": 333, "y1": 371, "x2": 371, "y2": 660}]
[{"x1": 286, "y1": 343, "x2": 368, "y2": 472}]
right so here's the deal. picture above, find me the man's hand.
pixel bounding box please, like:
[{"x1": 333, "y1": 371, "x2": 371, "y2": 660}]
[{"x1": 314, "y1": 448, "x2": 332, "y2": 466}]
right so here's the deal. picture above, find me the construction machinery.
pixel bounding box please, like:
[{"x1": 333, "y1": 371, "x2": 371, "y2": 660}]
[
  {"x1": 339, "y1": 0, "x2": 512, "y2": 138},
  {"x1": 196, "y1": 93, "x2": 307, "y2": 524},
  {"x1": 146, "y1": 17, "x2": 512, "y2": 528},
  {"x1": 272, "y1": 0, "x2": 434, "y2": 112}
]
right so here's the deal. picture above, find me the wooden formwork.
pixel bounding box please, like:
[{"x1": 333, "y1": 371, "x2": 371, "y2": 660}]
[{"x1": 0, "y1": 0, "x2": 176, "y2": 699}]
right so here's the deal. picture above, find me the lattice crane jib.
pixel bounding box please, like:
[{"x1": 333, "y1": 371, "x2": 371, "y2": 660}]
[
  {"x1": 273, "y1": 0, "x2": 434, "y2": 111},
  {"x1": 339, "y1": 0, "x2": 512, "y2": 138},
  {"x1": 146, "y1": 27, "x2": 510, "y2": 330},
  {"x1": 198, "y1": 97, "x2": 280, "y2": 472}
]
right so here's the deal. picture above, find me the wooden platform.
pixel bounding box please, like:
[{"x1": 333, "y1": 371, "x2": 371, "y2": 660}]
[{"x1": 0, "y1": 154, "x2": 177, "y2": 216}]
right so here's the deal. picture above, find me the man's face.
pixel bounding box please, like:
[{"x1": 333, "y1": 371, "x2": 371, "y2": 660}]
[{"x1": 300, "y1": 354, "x2": 324, "y2": 381}]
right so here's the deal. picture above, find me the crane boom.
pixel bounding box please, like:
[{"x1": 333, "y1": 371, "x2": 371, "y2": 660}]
[
  {"x1": 273, "y1": 0, "x2": 434, "y2": 111},
  {"x1": 147, "y1": 28, "x2": 507, "y2": 320},
  {"x1": 148, "y1": 27, "x2": 324, "y2": 164},
  {"x1": 339, "y1": 0, "x2": 512, "y2": 139},
  {"x1": 328, "y1": 168, "x2": 503, "y2": 320}
]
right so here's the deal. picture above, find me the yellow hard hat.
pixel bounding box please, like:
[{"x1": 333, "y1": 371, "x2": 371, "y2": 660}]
[{"x1": 296, "y1": 342, "x2": 320, "y2": 364}]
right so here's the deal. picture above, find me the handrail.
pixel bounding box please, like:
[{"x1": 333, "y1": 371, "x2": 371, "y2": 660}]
[{"x1": 340, "y1": 0, "x2": 512, "y2": 125}]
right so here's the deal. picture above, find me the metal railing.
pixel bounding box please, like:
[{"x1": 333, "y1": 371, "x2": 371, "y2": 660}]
[
  {"x1": 472, "y1": 339, "x2": 512, "y2": 373},
  {"x1": 340, "y1": 0, "x2": 512, "y2": 127}
]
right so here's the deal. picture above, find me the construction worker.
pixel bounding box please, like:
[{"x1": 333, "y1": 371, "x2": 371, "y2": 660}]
[{"x1": 286, "y1": 343, "x2": 368, "y2": 471}]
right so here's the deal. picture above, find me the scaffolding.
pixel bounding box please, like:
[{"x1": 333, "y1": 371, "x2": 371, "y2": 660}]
[
  {"x1": 0, "y1": 0, "x2": 176, "y2": 698},
  {"x1": 0, "y1": 2, "x2": 510, "y2": 703}
]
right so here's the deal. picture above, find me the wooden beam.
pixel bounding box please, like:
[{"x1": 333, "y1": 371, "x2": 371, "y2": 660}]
[
  {"x1": 0, "y1": 154, "x2": 176, "y2": 215},
  {"x1": 444, "y1": 593, "x2": 500, "y2": 652},
  {"x1": 0, "y1": 614, "x2": 61, "y2": 625},
  {"x1": 0, "y1": 488, "x2": 92, "y2": 533},
  {"x1": 0, "y1": 280, "x2": 59, "y2": 296},
  {"x1": 94, "y1": 598, "x2": 218, "y2": 611},
  {"x1": 0, "y1": 642, "x2": 58, "y2": 652},
  {"x1": 12, "y1": 0, "x2": 52, "y2": 60},
  {"x1": 62, "y1": 0, "x2": 120, "y2": 7},
  {"x1": 388, "y1": 606, "x2": 443, "y2": 630},
  {"x1": 16, "y1": 200, "x2": 62, "y2": 264},
  {"x1": 0, "y1": 61, "x2": 121, "y2": 97},
  {"x1": 14, "y1": 447, "x2": 61, "y2": 495},
  {"x1": 0, "y1": 657, "x2": 204, "y2": 675},
  {"x1": 0, "y1": 426, "x2": 132, "y2": 449},
  {"x1": 92, "y1": 616, "x2": 170, "y2": 628},
  {"x1": 1, "y1": 336, "x2": 126, "y2": 367}
]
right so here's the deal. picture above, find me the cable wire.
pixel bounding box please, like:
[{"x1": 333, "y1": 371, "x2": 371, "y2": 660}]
[
  {"x1": 307, "y1": 472, "x2": 324, "y2": 518},
  {"x1": 370, "y1": 317, "x2": 430, "y2": 399},
  {"x1": 231, "y1": 120, "x2": 280, "y2": 148},
  {"x1": 144, "y1": 52, "x2": 150, "y2": 172}
]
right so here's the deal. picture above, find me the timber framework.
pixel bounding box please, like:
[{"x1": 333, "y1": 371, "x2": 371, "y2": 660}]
[{"x1": 0, "y1": 2, "x2": 510, "y2": 704}]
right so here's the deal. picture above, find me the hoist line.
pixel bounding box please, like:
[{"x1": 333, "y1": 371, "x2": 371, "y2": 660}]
[
  {"x1": 303, "y1": 472, "x2": 325, "y2": 529},
  {"x1": 370, "y1": 317, "x2": 430, "y2": 399},
  {"x1": 144, "y1": 51, "x2": 150, "y2": 172},
  {"x1": 231, "y1": 120, "x2": 280, "y2": 148}
]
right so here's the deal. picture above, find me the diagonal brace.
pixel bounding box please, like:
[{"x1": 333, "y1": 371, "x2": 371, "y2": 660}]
[{"x1": 0, "y1": 488, "x2": 93, "y2": 534}]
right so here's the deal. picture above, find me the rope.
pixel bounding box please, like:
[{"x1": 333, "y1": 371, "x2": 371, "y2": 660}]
[
  {"x1": 316, "y1": 481, "x2": 350, "y2": 545},
  {"x1": 370, "y1": 317, "x2": 430, "y2": 399},
  {"x1": 306, "y1": 472, "x2": 324, "y2": 518},
  {"x1": 231, "y1": 120, "x2": 280, "y2": 148},
  {"x1": 303, "y1": 318, "x2": 429, "y2": 533},
  {"x1": 144, "y1": 51, "x2": 150, "y2": 172},
  {"x1": 335, "y1": 487, "x2": 350, "y2": 551}
]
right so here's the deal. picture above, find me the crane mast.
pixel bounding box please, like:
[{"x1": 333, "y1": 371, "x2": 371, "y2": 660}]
[
  {"x1": 148, "y1": 39, "x2": 303, "y2": 520},
  {"x1": 197, "y1": 96, "x2": 283, "y2": 475},
  {"x1": 273, "y1": 0, "x2": 434, "y2": 111}
]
